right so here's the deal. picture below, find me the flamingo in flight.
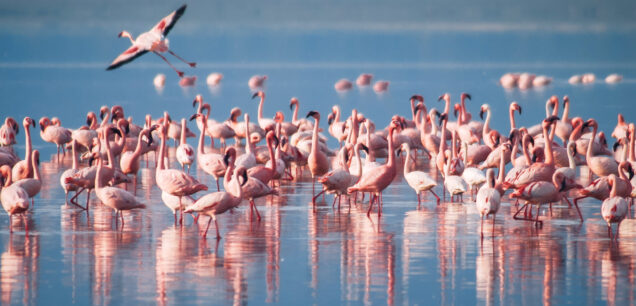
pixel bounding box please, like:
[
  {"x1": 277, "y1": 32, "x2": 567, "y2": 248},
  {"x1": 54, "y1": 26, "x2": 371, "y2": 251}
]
[{"x1": 106, "y1": 4, "x2": 196, "y2": 77}]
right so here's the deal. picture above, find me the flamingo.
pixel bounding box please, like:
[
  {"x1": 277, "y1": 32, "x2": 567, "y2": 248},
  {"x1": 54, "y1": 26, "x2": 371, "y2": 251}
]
[
  {"x1": 60, "y1": 139, "x2": 81, "y2": 206},
  {"x1": 476, "y1": 169, "x2": 501, "y2": 237},
  {"x1": 120, "y1": 127, "x2": 155, "y2": 183},
  {"x1": 39, "y1": 116, "x2": 72, "y2": 156},
  {"x1": 183, "y1": 166, "x2": 247, "y2": 239},
  {"x1": 443, "y1": 149, "x2": 467, "y2": 202},
  {"x1": 334, "y1": 79, "x2": 353, "y2": 91},
  {"x1": 247, "y1": 131, "x2": 278, "y2": 185},
  {"x1": 508, "y1": 102, "x2": 522, "y2": 132},
  {"x1": 356, "y1": 73, "x2": 373, "y2": 86},
  {"x1": 248, "y1": 75, "x2": 267, "y2": 88},
  {"x1": 155, "y1": 118, "x2": 208, "y2": 223},
  {"x1": 253, "y1": 91, "x2": 276, "y2": 132},
  {"x1": 306, "y1": 111, "x2": 330, "y2": 205},
  {"x1": 0, "y1": 117, "x2": 18, "y2": 146},
  {"x1": 191, "y1": 107, "x2": 227, "y2": 191},
  {"x1": 510, "y1": 171, "x2": 569, "y2": 226},
  {"x1": 555, "y1": 96, "x2": 572, "y2": 145},
  {"x1": 106, "y1": 4, "x2": 195, "y2": 77},
  {"x1": 0, "y1": 165, "x2": 29, "y2": 233},
  {"x1": 313, "y1": 144, "x2": 360, "y2": 209},
  {"x1": 373, "y1": 81, "x2": 389, "y2": 93},
  {"x1": 402, "y1": 143, "x2": 439, "y2": 205},
  {"x1": 192, "y1": 95, "x2": 235, "y2": 150},
  {"x1": 94, "y1": 151, "x2": 146, "y2": 228},
  {"x1": 601, "y1": 174, "x2": 629, "y2": 240},
  {"x1": 348, "y1": 121, "x2": 399, "y2": 216},
  {"x1": 11, "y1": 117, "x2": 35, "y2": 182},
  {"x1": 574, "y1": 161, "x2": 633, "y2": 207},
  {"x1": 585, "y1": 119, "x2": 618, "y2": 177},
  {"x1": 206, "y1": 73, "x2": 223, "y2": 86},
  {"x1": 235, "y1": 113, "x2": 257, "y2": 169},
  {"x1": 289, "y1": 97, "x2": 313, "y2": 132},
  {"x1": 12, "y1": 150, "x2": 41, "y2": 207},
  {"x1": 175, "y1": 118, "x2": 195, "y2": 172}
]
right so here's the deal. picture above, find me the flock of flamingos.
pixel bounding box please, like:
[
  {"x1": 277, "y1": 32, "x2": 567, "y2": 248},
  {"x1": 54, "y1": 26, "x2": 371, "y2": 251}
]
[{"x1": 0, "y1": 91, "x2": 634, "y2": 240}]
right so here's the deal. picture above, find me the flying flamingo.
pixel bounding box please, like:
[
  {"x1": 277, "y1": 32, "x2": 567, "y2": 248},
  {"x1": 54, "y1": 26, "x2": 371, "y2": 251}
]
[
  {"x1": 0, "y1": 165, "x2": 30, "y2": 233},
  {"x1": 476, "y1": 169, "x2": 501, "y2": 237},
  {"x1": 11, "y1": 117, "x2": 35, "y2": 182},
  {"x1": 175, "y1": 118, "x2": 195, "y2": 172},
  {"x1": 106, "y1": 4, "x2": 196, "y2": 77},
  {"x1": 190, "y1": 107, "x2": 226, "y2": 191},
  {"x1": 601, "y1": 174, "x2": 629, "y2": 240},
  {"x1": 402, "y1": 143, "x2": 439, "y2": 205},
  {"x1": 184, "y1": 166, "x2": 247, "y2": 239}
]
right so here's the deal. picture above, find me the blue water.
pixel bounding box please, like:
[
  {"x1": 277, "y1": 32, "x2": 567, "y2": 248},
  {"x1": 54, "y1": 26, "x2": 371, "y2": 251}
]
[{"x1": 2, "y1": 1, "x2": 636, "y2": 304}]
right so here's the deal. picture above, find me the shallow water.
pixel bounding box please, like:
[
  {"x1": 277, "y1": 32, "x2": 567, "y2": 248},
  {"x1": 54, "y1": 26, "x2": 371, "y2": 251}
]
[{"x1": 2, "y1": 4, "x2": 636, "y2": 304}]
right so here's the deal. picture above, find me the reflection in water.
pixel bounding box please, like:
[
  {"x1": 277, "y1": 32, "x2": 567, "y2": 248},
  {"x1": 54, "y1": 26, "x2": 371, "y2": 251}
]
[{"x1": 1, "y1": 234, "x2": 39, "y2": 305}]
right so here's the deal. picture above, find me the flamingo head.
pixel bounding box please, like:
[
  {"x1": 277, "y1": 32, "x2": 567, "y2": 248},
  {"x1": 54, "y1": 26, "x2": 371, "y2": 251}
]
[
  {"x1": 453, "y1": 104, "x2": 461, "y2": 118},
  {"x1": 542, "y1": 115, "x2": 560, "y2": 129},
  {"x1": 327, "y1": 113, "x2": 334, "y2": 125},
  {"x1": 438, "y1": 113, "x2": 448, "y2": 126},
  {"x1": 479, "y1": 104, "x2": 490, "y2": 120},
  {"x1": 32, "y1": 150, "x2": 40, "y2": 166},
  {"x1": 413, "y1": 103, "x2": 426, "y2": 116},
  {"x1": 111, "y1": 105, "x2": 124, "y2": 122},
  {"x1": 437, "y1": 93, "x2": 450, "y2": 102},
  {"x1": 252, "y1": 91, "x2": 265, "y2": 99},
  {"x1": 274, "y1": 111, "x2": 284, "y2": 123},
  {"x1": 235, "y1": 166, "x2": 249, "y2": 186},
  {"x1": 510, "y1": 102, "x2": 522, "y2": 115},
  {"x1": 489, "y1": 130, "x2": 501, "y2": 147},
  {"x1": 508, "y1": 129, "x2": 519, "y2": 144},
  {"x1": 223, "y1": 147, "x2": 236, "y2": 166},
  {"x1": 461, "y1": 92, "x2": 471, "y2": 102},
  {"x1": 192, "y1": 94, "x2": 203, "y2": 108},
  {"x1": 410, "y1": 95, "x2": 424, "y2": 103},
  {"x1": 563, "y1": 95, "x2": 570, "y2": 106},
  {"x1": 38, "y1": 117, "x2": 50, "y2": 132},
  {"x1": 359, "y1": 143, "x2": 369, "y2": 155},
  {"x1": 99, "y1": 106, "x2": 109, "y2": 120},
  {"x1": 118, "y1": 31, "x2": 132, "y2": 39},
  {"x1": 228, "y1": 108, "x2": 241, "y2": 122},
  {"x1": 531, "y1": 147, "x2": 544, "y2": 163},
  {"x1": 117, "y1": 119, "x2": 130, "y2": 134},
  {"x1": 618, "y1": 113, "x2": 625, "y2": 124},
  {"x1": 289, "y1": 97, "x2": 299, "y2": 110},
  {"x1": 567, "y1": 142, "x2": 577, "y2": 156},
  {"x1": 23, "y1": 117, "x2": 35, "y2": 129},
  {"x1": 306, "y1": 111, "x2": 319, "y2": 120}
]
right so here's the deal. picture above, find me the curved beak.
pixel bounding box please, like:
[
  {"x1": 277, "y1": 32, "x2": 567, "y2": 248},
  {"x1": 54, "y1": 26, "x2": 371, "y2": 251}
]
[
  {"x1": 306, "y1": 111, "x2": 318, "y2": 118},
  {"x1": 189, "y1": 114, "x2": 199, "y2": 121},
  {"x1": 241, "y1": 169, "x2": 248, "y2": 186},
  {"x1": 479, "y1": 109, "x2": 485, "y2": 120},
  {"x1": 360, "y1": 144, "x2": 369, "y2": 154},
  {"x1": 251, "y1": 92, "x2": 259, "y2": 99}
]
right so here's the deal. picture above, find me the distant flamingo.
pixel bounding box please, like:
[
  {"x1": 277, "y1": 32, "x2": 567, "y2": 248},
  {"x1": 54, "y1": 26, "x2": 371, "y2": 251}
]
[
  {"x1": 356, "y1": 74, "x2": 373, "y2": 86},
  {"x1": 206, "y1": 73, "x2": 223, "y2": 86},
  {"x1": 334, "y1": 79, "x2": 353, "y2": 91},
  {"x1": 175, "y1": 118, "x2": 195, "y2": 172},
  {"x1": 106, "y1": 4, "x2": 195, "y2": 77},
  {"x1": 0, "y1": 165, "x2": 29, "y2": 233},
  {"x1": 248, "y1": 75, "x2": 267, "y2": 88},
  {"x1": 11, "y1": 117, "x2": 35, "y2": 182},
  {"x1": 601, "y1": 174, "x2": 629, "y2": 240},
  {"x1": 476, "y1": 169, "x2": 501, "y2": 237},
  {"x1": 373, "y1": 81, "x2": 389, "y2": 93}
]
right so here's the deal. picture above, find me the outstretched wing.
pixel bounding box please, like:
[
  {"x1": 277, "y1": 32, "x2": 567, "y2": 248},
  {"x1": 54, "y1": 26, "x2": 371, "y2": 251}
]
[
  {"x1": 106, "y1": 45, "x2": 148, "y2": 70},
  {"x1": 151, "y1": 4, "x2": 186, "y2": 37}
]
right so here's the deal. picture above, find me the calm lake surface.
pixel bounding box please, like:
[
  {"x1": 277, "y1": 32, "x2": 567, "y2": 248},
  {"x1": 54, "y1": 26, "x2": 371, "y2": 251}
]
[{"x1": 2, "y1": 3, "x2": 636, "y2": 304}]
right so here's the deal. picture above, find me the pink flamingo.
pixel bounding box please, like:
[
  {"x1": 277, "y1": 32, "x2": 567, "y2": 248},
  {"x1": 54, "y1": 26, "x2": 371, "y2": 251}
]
[
  {"x1": 11, "y1": 117, "x2": 35, "y2": 182},
  {"x1": 348, "y1": 121, "x2": 398, "y2": 216},
  {"x1": 60, "y1": 139, "x2": 81, "y2": 206},
  {"x1": 356, "y1": 73, "x2": 373, "y2": 86},
  {"x1": 248, "y1": 75, "x2": 267, "y2": 88},
  {"x1": 156, "y1": 118, "x2": 208, "y2": 223},
  {"x1": 402, "y1": 143, "x2": 439, "y2": 205},
  {"x1": 373, "y1": 81, "x2": 389, "y2": 93},
  {"x1": 510, "y1": 171, "x2": 568, "y2": 226},
  {"x1": 107, "y1": 4, "x2": 195, "y2": 77},
  {"x1": 175, "y1": 118, "x2": 195, "y2": 172},
  {"x1": 307, "y1": 111, "x2": 330, "y2": 207},
  {"x1": 253, "y1": 91, "x2": 276, "y2": 132},
  {"x1": 184, "y1": 166, "x2": 247, "y2": 239},
  {"x1": 574, "y1": 161, "x2": 633, "y2": 207},
  {"x1": 39, "y1": 116, "x2": 72, "y2": 156},
  {"x1": 12, "y1": 150, "x2": 41, "y2": 207},
  {"x1": 334, "y1": 79, "x2": 353, "y2": 91},
  {"x1": 601, "y1": 174, "x2": 629, "y2": 240},
  {"x1": 120, "y1": 127, "x2": 155, "y2": 184},
  {"x1": 585, "y1": 119, "x2": 618, "y2": 177},
  {"x1": 246, "y1": 131, "x2": 278, "y2": 185},
  {"x1": 190, "y1": 107, "x2": 227, "y2": 191},
  {"x1": 0, "y1": 165, "x2": 29, "y2": 232},
  {"x1": 94, "y1": 151, "x2": 146, "y2": 228},
  {"x1": 0, "y1": 117, "x2": 18, "y2": 146},
  {"x1": 508, "y1": 102, "x2": 522, "y2": 132},
  {"x1": 476, "y1": 169, "x2": 501, "y2": 237}
]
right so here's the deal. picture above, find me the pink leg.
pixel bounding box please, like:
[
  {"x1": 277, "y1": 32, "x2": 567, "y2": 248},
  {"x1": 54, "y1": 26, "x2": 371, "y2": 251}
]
[
  {"x1": 153, "y1": 51, "x2": 184, "y2": 77},
  {"x1": 430, "y1": 190, "x2": 441, "y2": 205},
  {"x1": 214, "y1": 217, "x2": 221, "y2": 239},
  {"x1": 251, "y1": 200, "x2": 261, "y2": 221},
  {"x1": 203, "y1": 217, "x2": 212, "y2": 237},
  {"x1": 168, "y1": 49, "x2": 196, "y2": 67}
]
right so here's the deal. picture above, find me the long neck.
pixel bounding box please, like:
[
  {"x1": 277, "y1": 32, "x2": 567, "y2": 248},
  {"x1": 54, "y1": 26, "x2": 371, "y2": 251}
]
[
  {"x1": 104, "y1": 132, "x2": 114, "y2": 167},
  {"x1": 90, "y1": 117, "x2": 98, "y2": 130},
  {"x1": 439, "y1": 120, "x2": 447, "y2": 153},
  {"x1": 549, "y1": 122, "x2": 556, "y2": 142},
  {"x1": 431, "y1": 115, "x2": 439, "y2": 135},
  {"x1": 510, "y1": 136, "x2": 519, "y2": 167},
  {"x1": 387, "y1": 128, "x2": 395, "y2": 167},
  {"x1": 101, "y1": 112, "x2": 110, "y2": 127},
  {"x1": 334, "y1": 108, "x2": 341, "y2": 123},
  {"x1": 71, "y1": 141, "x2": 78, "y2": 170},
  {"x1": 522, "y1": 137, "x2": 531, "y2": 165},
  {"x1": 610, "y1": 177, "x2": 618, "y2": 197},
  {"x1": 350, "y1": 115, "x2": 358, "y2": 145},
  {"x1": 563, "y1": 102, "x2": 570, "y2": 122},
  {"x1": 567, "y1": 145, "x2": 576, "y2": 169},
  {"x1": 95, "y1": 159, "x2": 103, "y2": 190},
  {"x1": 32, "y1": 155, "x2": 40, "y2": 181},
  {"x1": 460, "y1": 99, "x2": 468, "y2": 123},
  {"x1": 354, "y1": 146, "x2": 363, "y2": 178},
  {"x1": 483, "y1": 109, "x2": 491, "y2": 137},
  {"x1": 311, "y1": 117, "x2": 320, "y2": 157},
  {"x1": 292, "y1": 103, "x2": 299, "y2": 123},
  {"x1": 24, "y1": 125, "x2": 32, "y2": 173},
  {"x1": 545, "y1": 102, "x2": 551, "y2": 118},
  {"x1": 157, "y1": 132, "x2": 166, "y2": 170},
  {"x1": 497, "y1": 149, "x2": 505, "y2": 184},
  {"x1": 509, "y1": 108, "x2": 516, "y2": 131},
  {"x1": 551, "y1": 101, "x2": 559, "y2": 117},
  {"x1": 543, "y1": 124, "x2": 554, "y2": 165},
  {"x1": 132, "y1": 132, "x2": 145, "y2": 158},
  {"x1": 180, "y1": 119, "x2": 187, "y2": 145},
  {"x1": 404, "y1": 146, "x2": 412, "y2": 174},
  {"x1": 245, "y1": 118, "x2": 253, "y2": 154},
  {"x1": 198, "y1": 116, "x2": 207, "y2": 155},
  {"x1": 444, "y1": 98, "x2": 450, "y2": 115},
  {"x1": 586, "y1": 125, "x2": 597, "y2": 160},
  {"x1": 621, "y1": 140, "x2": 628, "y2": 162},
  {"x1": 258, "y1": 96, "x2": 265, "y2": 122},
  {"x1": 451, "y1": 131, "x2": 457, "y2": 159},
  {"x1": 267, "y1": 137, "x2": 276, "y2": 173}
]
